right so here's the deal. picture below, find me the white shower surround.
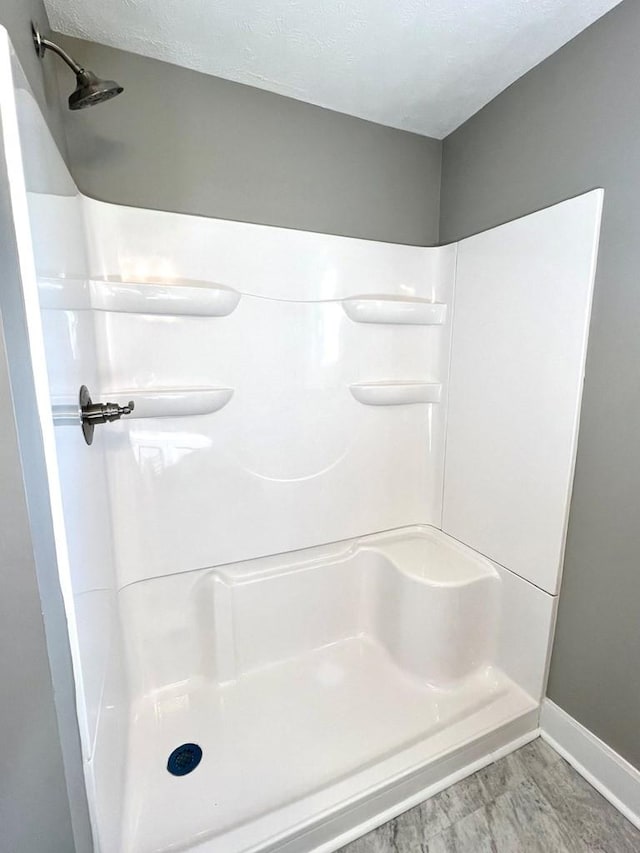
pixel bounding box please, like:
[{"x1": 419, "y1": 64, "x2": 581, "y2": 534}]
[{"x1": 2, "y1": 30, "x2": 603, "y2": 853}]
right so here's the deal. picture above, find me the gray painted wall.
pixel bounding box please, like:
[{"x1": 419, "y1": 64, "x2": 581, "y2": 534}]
[
  {"x1": 0, "y1": 335, "x2": 75, "y2": 853},
  {"x1": 0, "y1": 331, "x2": 78, "y2": 853},
  {"x1": 52, "y1": 35, "x2": 441, "y2": 245},
  {"x1": 441, "y1": 0, "x2": 640, "y2": 768},
  {"x1": 0, "y1": 0, "x2": 67, "y2": 154},
  {"x1": 0, "y1": 4, "x2": 89, "y2": 852}
]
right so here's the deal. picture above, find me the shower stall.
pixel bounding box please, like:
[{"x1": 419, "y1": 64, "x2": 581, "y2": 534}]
[{"x1": 0, "y1": 29, "x2": 603, "y2": 853}]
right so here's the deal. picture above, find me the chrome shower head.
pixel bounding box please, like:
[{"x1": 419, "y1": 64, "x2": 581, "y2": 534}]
[
  {"x1": 68, "y1": 69, "x2": 123, "y2": 110},
  {"x1": 32, "y1": 22, "x2": 123, "y2": 110}
]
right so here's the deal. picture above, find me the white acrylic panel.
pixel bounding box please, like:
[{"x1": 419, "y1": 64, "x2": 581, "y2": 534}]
[
  {"x1": 443, "y1": 191, "x2": 603, "y2": 593},
  {"x1": 83, "y1": 197, "x2": 452, "y2": 302},
  {"x1": 493, "y1": 561, "x2": 557, "y2": 701},
  {"x1": 27, "y1": 197, "x2": 121, "y2": 762},
  {"x1": 79, "y1": 201, "x2": 456, "y2": 587},
  {"x1": 96, "y1": 291, "x2": 451, "y2": 587}
]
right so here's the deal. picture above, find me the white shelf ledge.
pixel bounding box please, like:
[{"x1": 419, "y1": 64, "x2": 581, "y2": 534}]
[
  {"x1": 349, "y1": 381, "x2": 442, "y2": 406},
  {"x1": 342, "y1": 295, "x2": 446, "y2": 325},
  {"x1": 89, "y1": 276, "x2": 241, "y2": 316},
  {"x1": 105, "y1": 388, "x2": 234, "y2": 419}
]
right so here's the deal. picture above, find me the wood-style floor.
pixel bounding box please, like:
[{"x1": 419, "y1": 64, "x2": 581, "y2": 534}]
[{"x1": 339, "y1": 738, "x2": 640, "y2": 852}]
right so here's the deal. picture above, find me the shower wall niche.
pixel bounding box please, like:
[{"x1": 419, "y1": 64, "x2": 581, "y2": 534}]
[{"x1": 1, "y1": 32, "x2": 602, "y2": 853}]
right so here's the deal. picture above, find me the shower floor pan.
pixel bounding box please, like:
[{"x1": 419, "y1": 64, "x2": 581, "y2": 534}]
[{"x1": 118, "y1": 528, "x2": 540, "y2": 853}]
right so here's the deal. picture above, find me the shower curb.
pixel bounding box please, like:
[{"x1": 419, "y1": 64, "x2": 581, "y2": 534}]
[{"x1": 258, "y1": 709, "x2": 539, "y2": 853}]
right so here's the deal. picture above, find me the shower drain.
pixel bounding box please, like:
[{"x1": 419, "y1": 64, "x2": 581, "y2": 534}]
[{"x1": 167, "y1": 743, "x2": 203, "y2": 776}]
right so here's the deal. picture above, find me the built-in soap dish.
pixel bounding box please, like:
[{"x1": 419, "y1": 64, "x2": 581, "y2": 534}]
[
  {"x1": 350, "y1": 381, "x2": 442, "y2": 406},
  {"x1": 104, "y1": 388, "x2": 234, "y2": 419},
  {"x1": 89, "y1": 276, "x2": 241, "y2": 316},
  {"x1": 342, "y1": 295, "x2": 446, "y2": 325}
]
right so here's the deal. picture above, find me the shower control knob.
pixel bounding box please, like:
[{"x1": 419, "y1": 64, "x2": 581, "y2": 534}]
[{"x1": 79, "y1": 385, "x2": 135, "y2": 445}]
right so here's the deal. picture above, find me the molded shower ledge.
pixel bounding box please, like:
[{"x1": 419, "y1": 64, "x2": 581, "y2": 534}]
[
  {"x1": 105, "y1": 387, "x2": 234, "y2": 418},
  {"x1": 349, "y1": 381, "x2": 442, "y2": 406},
  {"x1": 342, "y1": 295, "x2": 447, "y2": 325},
  {"x1": 38, "y1": 274, "x2": 241, "y2": 316}
]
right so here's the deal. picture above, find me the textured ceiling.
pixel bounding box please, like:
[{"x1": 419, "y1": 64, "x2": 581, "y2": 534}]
[{"x1": 44, "y1": 0, "x2": 622, "y2": 138}]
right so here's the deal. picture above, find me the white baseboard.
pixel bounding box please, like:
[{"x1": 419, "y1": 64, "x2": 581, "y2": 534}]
[{"x1": 540, "y1": 699, "x2": 640, "y2": 830}]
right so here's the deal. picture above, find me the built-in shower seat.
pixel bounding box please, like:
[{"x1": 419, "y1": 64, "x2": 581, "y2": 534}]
[{"x1": 119, "y1": 526, "x2": 534, "y2": 853}]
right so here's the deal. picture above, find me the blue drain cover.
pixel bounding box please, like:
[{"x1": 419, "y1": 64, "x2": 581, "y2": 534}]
[{"x1": 167, "y1": 743, "x2": 203, "y2": 776}]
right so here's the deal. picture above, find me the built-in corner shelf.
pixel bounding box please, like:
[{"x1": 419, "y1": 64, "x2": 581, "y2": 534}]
[
  {"x1": 89, "y1": 277, "x2": 241, "y2": 316},
  {"x1": 349, "y1": 381, "x2": 442, "y2": 406},
  {"x1": 105, "y1": 388, "x2": 234, "y2": 419},
  {"x1": 342, "y1": 295, "x2": 446, "y2": 325}
]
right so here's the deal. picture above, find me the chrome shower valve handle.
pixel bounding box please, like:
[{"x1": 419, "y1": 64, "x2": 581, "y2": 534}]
[
  {"x1": 82, "y1": 400, "x2": 135, "y2": 423},
  {"x1": 79, "y1": 385, "x2": 135, "y2": 445}
]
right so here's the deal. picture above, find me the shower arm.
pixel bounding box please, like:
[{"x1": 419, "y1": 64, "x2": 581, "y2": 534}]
[
  {"x1": 32, "y1": 26, "x2": 83, "y2": 76},
  {"x1": 32, "y1": 21, "x2": 124, "y2": 110}
]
